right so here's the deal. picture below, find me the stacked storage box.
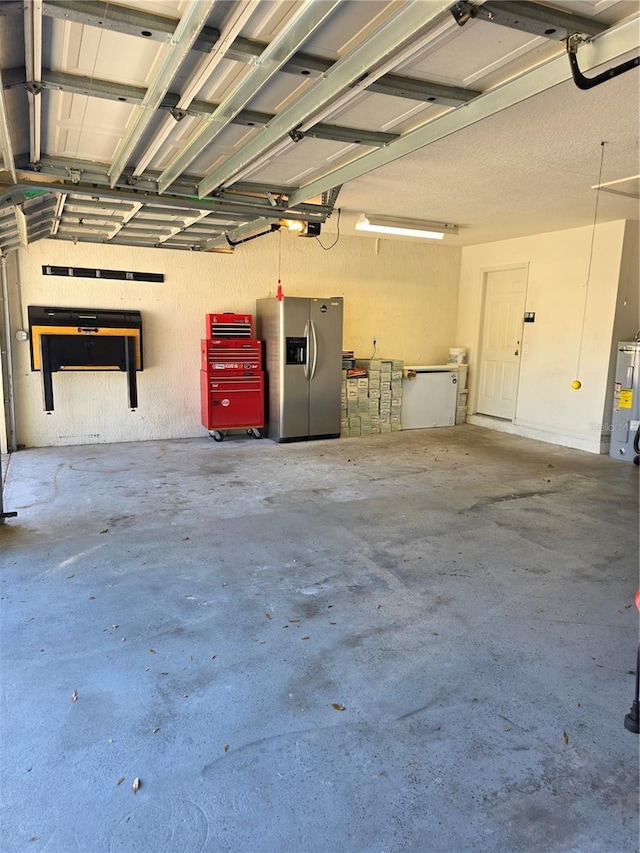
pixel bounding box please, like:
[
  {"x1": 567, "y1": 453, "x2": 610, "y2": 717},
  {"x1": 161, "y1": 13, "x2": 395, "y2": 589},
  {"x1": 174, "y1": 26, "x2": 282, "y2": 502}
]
[
  {"x1": 455, "y1": 364, "x2": 469, "y2": 424},
  {"x1": 340, "y1": 358, "x2": 404, "y2": 437},
  {"x1": 447, "y1": 347, "x2": 468, "y2": 424}
]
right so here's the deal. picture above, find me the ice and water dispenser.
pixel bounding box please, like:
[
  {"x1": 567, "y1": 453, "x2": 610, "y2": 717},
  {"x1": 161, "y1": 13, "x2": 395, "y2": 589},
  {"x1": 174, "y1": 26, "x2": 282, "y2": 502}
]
[{"x1": 286, "y1": 337, "x2": 307, "y2": 365}]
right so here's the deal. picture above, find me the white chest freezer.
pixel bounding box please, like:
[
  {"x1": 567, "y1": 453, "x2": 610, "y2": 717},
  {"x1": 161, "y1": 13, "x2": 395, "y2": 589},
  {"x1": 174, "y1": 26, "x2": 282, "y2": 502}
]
[{"x1": 402, "y1": 365, "x2": 459, "y2": 429}]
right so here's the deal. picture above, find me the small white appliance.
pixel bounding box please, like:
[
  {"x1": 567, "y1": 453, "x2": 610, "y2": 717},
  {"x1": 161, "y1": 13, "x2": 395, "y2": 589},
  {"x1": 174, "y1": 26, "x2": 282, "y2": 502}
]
[{"x1": 402, "y1": 365, "x2": 459, "y2": 429}]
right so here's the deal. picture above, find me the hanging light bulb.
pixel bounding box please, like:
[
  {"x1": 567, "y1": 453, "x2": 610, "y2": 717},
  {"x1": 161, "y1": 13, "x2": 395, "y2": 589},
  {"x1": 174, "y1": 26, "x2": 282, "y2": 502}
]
[{"x1": 279, "y1": 219, "x2": 305, "y2": 233}]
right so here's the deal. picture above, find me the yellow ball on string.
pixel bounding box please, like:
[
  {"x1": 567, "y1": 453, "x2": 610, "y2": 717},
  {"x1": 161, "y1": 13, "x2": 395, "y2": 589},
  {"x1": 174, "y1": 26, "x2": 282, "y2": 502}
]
[{"x1": 571, "y1": 380, "x2": 582, "y2": 390}]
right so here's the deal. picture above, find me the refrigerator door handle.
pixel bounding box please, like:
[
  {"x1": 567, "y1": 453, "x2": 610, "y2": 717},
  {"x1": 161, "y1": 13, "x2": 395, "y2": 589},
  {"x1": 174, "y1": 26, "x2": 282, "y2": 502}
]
[
  {"x1": 310, "y1": 320, "x2": 318, "y2": 381},
  {"x1": 303, "y1": 323, "x2": 310, "y2": 380},
  {"x1": 627, "y1": 364, "x2": 634, "y2": 387}
]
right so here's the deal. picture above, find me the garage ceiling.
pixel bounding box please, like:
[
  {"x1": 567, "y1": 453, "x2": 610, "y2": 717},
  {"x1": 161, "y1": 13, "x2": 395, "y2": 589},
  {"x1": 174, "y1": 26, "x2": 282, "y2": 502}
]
[{"x1": 0, "y1": 0, "x2": 638, "y2": 254}]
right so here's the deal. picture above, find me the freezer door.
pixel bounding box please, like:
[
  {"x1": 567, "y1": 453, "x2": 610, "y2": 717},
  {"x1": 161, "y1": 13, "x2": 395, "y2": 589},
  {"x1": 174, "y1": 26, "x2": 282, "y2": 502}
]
[
  {"x1": 279, "y1": 298, "x2": 312, "y2": 440},
  {"x1": 402, "y1": 370, "x2": 458, "y2": 428},
  {"x1": 308, "y1": 298, "x2": 343, "y2": 437}
]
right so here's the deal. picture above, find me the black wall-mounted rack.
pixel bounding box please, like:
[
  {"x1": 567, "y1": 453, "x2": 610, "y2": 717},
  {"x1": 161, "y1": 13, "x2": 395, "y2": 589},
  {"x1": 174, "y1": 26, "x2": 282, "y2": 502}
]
[{"x1": 28, "y1": 306, "x2": 143, "y2": 413}]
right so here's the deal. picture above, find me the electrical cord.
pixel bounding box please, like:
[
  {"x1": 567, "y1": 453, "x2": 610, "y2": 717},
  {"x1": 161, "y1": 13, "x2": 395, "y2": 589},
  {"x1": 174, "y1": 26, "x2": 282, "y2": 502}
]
[{"x1": 314, "y1": 208, "x2": 340, "y2": 250}]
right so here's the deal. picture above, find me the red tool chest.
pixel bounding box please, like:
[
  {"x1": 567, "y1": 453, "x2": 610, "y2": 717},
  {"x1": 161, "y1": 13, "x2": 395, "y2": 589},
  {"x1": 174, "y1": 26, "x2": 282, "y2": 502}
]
[
  {"x1": 200, "y1": 373, "x2": 264, "y2": 432},
  {"x1": 200, "y1": 339, "x2": 262, "y2": 373},
  {"x1": 206, "y1": 313, "x2": 253, "y2": 339},
  {"x1": 200, "y1": 312, "x2": 265, "y2": 441}
]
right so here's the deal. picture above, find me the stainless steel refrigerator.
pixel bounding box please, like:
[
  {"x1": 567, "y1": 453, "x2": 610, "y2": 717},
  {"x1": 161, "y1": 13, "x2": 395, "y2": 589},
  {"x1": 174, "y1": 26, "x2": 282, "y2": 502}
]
[
  {"x1": 609, "y1": 340, "x2": 640, "y2": 462},
  {"x1": 256, "y1": 296, "x2": 343, "y2": 442}
]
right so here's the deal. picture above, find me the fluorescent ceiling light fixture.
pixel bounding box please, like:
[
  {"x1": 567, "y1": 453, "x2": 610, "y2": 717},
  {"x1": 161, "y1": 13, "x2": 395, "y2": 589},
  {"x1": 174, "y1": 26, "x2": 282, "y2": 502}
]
[{"x1": 355, "y1": 214, "x2": 457, "y2": 240}]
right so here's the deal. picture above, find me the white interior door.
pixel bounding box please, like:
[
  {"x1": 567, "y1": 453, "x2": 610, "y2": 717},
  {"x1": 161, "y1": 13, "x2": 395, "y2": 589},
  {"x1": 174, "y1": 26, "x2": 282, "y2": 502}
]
[{"x1": 477, "y1": 266, "x2": 528, "y2": 420}]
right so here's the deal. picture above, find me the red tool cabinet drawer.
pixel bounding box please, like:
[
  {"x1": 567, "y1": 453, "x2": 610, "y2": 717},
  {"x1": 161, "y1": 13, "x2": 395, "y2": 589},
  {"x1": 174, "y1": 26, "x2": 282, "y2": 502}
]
[
  {"x1": 206, "y1": 313, "x2": 253, "y2": 339},
  {"x1": 200, "y1": 371, "x2": 264, "y2": 430},
  {"x1": 201, "y1": 339, "x2": 262, "y2": 372}
]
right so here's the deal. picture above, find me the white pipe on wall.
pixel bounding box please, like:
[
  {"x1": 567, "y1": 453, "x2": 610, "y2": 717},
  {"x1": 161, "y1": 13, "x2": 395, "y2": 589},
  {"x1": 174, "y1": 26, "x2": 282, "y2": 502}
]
[{"x1": 0, "y1": 253, "x2": 17, "y2": 452}]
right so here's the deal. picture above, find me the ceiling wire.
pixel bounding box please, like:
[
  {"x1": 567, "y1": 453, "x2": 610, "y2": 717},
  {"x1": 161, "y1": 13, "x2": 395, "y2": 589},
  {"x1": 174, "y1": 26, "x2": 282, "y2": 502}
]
[
  {"x1": 575, "y1": 141, "x2": 606, "y2": 381},
  {"x1": 314, "y1": 207, "x2": 341, "y2": 251},
  {"x1": 276, "y1": 227, "x2": 283, "y2": 298},
  {"x1": 278, "y1": 227, "x2": 282, "y2": 279}
]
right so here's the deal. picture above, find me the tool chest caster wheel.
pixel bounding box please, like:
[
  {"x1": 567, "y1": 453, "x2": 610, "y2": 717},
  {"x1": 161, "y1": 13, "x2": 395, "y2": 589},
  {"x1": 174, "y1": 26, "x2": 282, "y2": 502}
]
[
  {"x1": 250, "y1": 428, "x2": 264, "y2": 439},
  {"x1": 210, "y1": 430, "x2": 225, "y2": 442}
]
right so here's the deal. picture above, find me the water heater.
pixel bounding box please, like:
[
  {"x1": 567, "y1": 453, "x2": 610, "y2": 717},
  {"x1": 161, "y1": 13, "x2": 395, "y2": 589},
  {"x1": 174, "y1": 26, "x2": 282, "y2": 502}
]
[{"x1": 609, "y1": 340, "x2": 640, "y2": 462}]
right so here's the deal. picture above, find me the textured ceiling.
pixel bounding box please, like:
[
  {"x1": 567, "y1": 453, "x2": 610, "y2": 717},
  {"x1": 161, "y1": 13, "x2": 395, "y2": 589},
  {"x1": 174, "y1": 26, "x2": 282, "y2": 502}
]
[{"x1": 0, "y1": 0, "x2": 638, "y2": 254}]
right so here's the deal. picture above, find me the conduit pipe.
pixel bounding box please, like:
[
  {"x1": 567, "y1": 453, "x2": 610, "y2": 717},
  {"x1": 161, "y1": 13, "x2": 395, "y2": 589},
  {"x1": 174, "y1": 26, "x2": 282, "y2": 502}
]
[{"x1": 0, "y1": 253, "x2": 17, "y2": 452}]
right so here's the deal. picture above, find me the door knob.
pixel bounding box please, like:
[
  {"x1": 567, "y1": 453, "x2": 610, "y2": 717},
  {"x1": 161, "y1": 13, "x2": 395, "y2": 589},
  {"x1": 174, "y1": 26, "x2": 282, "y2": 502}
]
[{"x1": 514, "y1": 349, "x2": 519, "y2": 356}]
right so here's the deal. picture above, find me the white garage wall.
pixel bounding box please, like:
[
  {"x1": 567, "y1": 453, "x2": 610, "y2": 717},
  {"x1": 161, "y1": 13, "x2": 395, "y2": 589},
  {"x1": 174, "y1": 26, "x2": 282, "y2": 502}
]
[
  {"x1": 7, "y1": 233, "x2": 460, "y2": 448},
  {"x1": 456, "y1": 219, "x2": 635, "y2": 453}
]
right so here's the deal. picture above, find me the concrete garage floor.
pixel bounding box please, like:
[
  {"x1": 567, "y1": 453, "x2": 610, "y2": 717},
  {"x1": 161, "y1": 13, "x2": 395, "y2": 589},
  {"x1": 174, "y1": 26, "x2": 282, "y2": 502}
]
[{"x1": 0, "y1": 425, "x2": 638, "y2": 853}]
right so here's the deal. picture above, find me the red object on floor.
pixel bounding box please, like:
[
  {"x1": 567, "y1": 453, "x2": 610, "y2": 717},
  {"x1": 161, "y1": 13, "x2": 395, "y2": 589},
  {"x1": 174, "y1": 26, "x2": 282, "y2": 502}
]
[
  {"x1": 200, "y1": 372, "x2": 264, "y2": 431},
  {"x1": 200, "y1": 312, "x2": 265, "y2": 436}
]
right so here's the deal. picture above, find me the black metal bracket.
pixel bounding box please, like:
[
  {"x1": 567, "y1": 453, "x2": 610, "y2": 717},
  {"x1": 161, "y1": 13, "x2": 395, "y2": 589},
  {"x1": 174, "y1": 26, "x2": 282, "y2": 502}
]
[
  {"x1": 125, "y1": 335, "x2": 138, "y2": 409},
  {"x1": 566, "y1": 36, "x2": 640, "y2": 90},
  {"x1": 225, "y1": 222, "x2": 281, "y2": 247},
  {"x1": 40, "y1": 333, "x2": 54, "y2": 412},
  {"x1": 39, "y1": 333, "x2": 139, "y2": 412}
]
